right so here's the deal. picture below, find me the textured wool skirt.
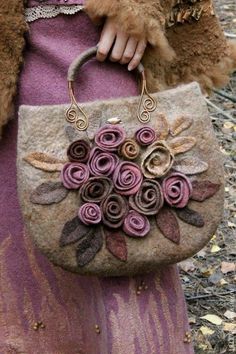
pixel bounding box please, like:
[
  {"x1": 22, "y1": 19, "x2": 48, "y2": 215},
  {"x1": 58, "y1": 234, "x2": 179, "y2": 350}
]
[{"x1": 0, "y1": 2, "x2": 194, "y2": 353}]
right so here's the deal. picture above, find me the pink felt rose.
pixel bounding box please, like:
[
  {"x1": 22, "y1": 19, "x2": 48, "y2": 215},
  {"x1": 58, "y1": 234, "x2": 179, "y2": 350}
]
[
  {"x1": 135, "y1": 126, "x2": 156, "y2": 146},
  {"x1": 113, "y1": 161, "x2": 143, "y2": 196},
  {"x1": 60, "y1": 162, "x2": 89, "y2": 190},
  {"x1": 88, "y1": 147, "x2": 119, "y2": 177},
  {"x1": 78, "y1": 203, "x2": 102, "y2": 225},
  {"x1": 95, "y1": 124, "x2": 126, "y2": 151},
  {"x1": 123, "y1": 210, "x2": 150, "y2": 237},
  {"x1": 162, "y1": 172, "x2": 192, "y2": 208}
]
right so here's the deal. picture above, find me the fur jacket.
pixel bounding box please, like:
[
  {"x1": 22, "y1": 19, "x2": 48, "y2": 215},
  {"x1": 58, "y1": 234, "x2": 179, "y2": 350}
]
[{"x1": 0, "y1": 0, "x2": 235, "y2": 138}]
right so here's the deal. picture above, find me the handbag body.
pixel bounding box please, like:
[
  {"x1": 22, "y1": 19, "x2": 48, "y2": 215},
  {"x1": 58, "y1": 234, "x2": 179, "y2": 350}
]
[{"x1": 17, "y1": 47, "x2": 224, "y2": 276}]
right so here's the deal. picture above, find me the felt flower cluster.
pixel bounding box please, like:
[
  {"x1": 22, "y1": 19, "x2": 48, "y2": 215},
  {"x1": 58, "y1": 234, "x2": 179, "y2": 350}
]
[{"x1": 26, "y1": 114, "x2": 221, "y2": 266}]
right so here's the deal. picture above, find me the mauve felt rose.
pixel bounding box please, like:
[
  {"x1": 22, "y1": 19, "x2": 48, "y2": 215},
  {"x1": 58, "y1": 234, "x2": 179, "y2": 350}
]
[
  {"x1": 113, "y1": 161, "x2": 143, "y2": 196},
  {"x1": 67, "y1": 139, "x2": 90, "y2": 163},
  {"x1": 101, "y1": 193, "x2": 128, "y2": 228},
  {"x1": 88, "y1": 147, "x2": 119, "y2": 177},
  {"x1": 135, "y1": 126, "x2": 156, "y2": 146},
  {"x1": 78, "y1": 203, "x2": 102, "y2": 225},
  {"x1": 80, "y1": 177, "x2": 113, "y2": 203},
  {"x1": 95, "y1": 124, "x2": 126, "y2": 151},
  {"x1": 118, "y1": 138, "x2": 140, "y2": 160},
  {"x1": 162, "y1": 172, "x2": 192, "y2": 208},
  {"x1": 141, "y1": 141, "x2": 174, "y2": 178},
  {"x1": 129, "y1": 179, "x2": 164, "y2": 215},
  {"x1": 123, "y1": 210, "x2": 150, "y2": 237},
  {"x1": 61, "y1": 162, "x2": 89, "y2": 189}
]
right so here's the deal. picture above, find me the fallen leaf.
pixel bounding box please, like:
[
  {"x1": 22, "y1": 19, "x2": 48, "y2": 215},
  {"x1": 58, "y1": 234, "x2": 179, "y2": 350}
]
[
  {"x1": 169, "y1": 116, "x2": 193, "y2": 137},
  {"x1": 221, "y1": 261, "x2": 236, "y2": 274},
  {"x1": 24, "y1": 152, "x2": 66, "y2": 172},
  {"x1": 76, "y1": 227, "x2": 103, "y2": 267},
  {"x1": 168, "y1": 136, "x2": 196, "y2": 155},
  {"x1": 104, "y1": 229, "x2": 128, "y2": 262},
  {"x1": 191, "y1": 180, "x2": 221, "y2": 202},
  {"x1": 176, "y1": 207, "x2": 205, "y2": 227},
  {"x1": 199, "y1": 326, "x2": 215, "y2": 336},
  {"x1": 200, "y1": 267, "x2": 214, "y2": 277},
  {"x1": 179, "y1": 259, "x2": 195, "y2": 272},
  {"x1": 223, "y1": 122, "x2": 235, "y2": 129},
  {"x1": 60, "y1": 217, "x2": 91, "y2": 247},
  {"x1": 210, "y1": 245, "x2": 221, "y2": 253},
  {"x1": 223, "y1": 323, "x2": 236, "y2": 334},
  {"x1": 30, "y1": 181, "x2": 68, "y2": 205},
  {"x1": 172, "y1": 156, "x2": 208, "y2": 175},
  {"x1": 200, "y1": 314, "x2": 223, "y2": 326},
  {"x1": 156, "y1": 208, "x2": 180, "y2": 244},
  {"x1": 224, "y1": 310, "x2": 236, "y2": 320},
  {"x1": 228, "y1": 221, "x2": 236, "y2": 228},
  {"x1": 219, "y1": 279, "x2": 228, "y2": 286}
]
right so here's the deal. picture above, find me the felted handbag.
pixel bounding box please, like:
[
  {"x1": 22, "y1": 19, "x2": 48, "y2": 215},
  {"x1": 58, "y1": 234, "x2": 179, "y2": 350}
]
[{"x1": 17, "y1": 47, "x2": 224, "y2": 277}]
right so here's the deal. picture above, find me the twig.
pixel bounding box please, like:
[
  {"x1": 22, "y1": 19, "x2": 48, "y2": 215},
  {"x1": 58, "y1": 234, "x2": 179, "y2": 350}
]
[
  {"x1": 205, "y1": 98, "x2": 235, "y2": 122},
  {"x1": 213, "y1": 89, "x2": 236, "y2": 103},
  {"x1": 224, "y1": 32, "x2": 236, "y2": 39},
  {"x1": 186, "y1": 289, "x2": 236, "y2": 301}
]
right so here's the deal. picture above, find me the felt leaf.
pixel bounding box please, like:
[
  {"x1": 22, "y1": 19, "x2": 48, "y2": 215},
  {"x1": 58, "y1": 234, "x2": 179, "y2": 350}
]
[
  {"x1": 154, "y1": 113, "x2": 169, "y2": 139},
  {"x1": 169, "y1": 116, "x2": 193, "y2": 137},
  {"x1": 173, "y1": 157, "x2": 208, "y2": 175},
  {"x1": 200, "y1": 314, "x2": 223, "y2": 326},
  {"x1": 104, "y1": 228, "x2": 128, "y2": 262},
  {"x1": 30, "y1": 181, "x2": 68, "y2": 205},
  {"x1": 65, "y1": 125, "x2": 80, "y2": 142},
  {"x1": 60, "y1": 216, "x2": 91, "y2": 247},
  {"x1": 156, "y1": 208, "x2": 180, "y2": 244},
  {"x1": 24, "y1": 152, "x2": 66, "y2": 172},
  {"x1": 191, "y1": 180, "x2": 221, "y2": 201},
  {"x1": 76, "y1": 227, "x2": 103, "y2": 267},
  {"x1": 176, "y1": 207, "x2": 205, "y2": 227},
  {"x1": 168, "y1": 137, "x2": 196, "y2": 155}
]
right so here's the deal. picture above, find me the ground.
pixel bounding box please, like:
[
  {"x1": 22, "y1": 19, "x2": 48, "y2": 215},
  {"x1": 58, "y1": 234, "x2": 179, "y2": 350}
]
[{"x1": 179, "y1": 1, "x2": 236, "y2": 353}]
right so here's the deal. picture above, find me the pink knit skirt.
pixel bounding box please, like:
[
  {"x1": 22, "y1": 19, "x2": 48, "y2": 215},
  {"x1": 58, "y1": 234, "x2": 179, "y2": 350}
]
[{"x1": 0, "y1": 2, "x2": 194, "y2": 353}]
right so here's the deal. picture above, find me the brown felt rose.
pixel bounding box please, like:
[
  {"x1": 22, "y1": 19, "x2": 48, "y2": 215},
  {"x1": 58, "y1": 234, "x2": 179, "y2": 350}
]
[
  {"x1": 80, "y1": 177, "x2": 113, "y2": 203},
  {"x1": 118, "y1": 138, "x2": 140, "y2": 160},
  {"x1": 141, "y1": 141, "x2": 174, "y2": 178},
  {"x1": 67, "y1": 139, "x2": 90, "y2": 163},
  {"x1": 101, "y1": 193, "x2": 128, "y2": 228}
]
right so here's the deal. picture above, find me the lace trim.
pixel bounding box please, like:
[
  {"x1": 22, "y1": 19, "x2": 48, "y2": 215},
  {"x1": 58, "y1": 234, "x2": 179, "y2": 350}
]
[{"x1": 25, "y1": 5, "x2": 84, "y2": 23}]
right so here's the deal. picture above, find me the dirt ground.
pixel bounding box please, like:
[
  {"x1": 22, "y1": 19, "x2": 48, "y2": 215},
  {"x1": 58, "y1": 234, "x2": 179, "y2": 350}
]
[{"x1": 179, "y1": 1, "x2": 236, "y2": 353}]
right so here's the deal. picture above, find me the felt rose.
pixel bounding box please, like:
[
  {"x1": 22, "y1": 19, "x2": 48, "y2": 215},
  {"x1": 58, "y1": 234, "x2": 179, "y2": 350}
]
[
  {"x1": 129, "y1": 179, "x2": 164, "y2": 215},
  {"x1": 95, "y1": 124, "x2": 126, "y2": 151},
  {"x1": 135, "y1": 126, "x2": 156, "y2": 146},
  {"x1": 123, "y1": 210, "x2": 150, "y2": 237},
  {"x1": 101, "y1": 194, "x2": 128, "y2": 228},
  {"x1": 162, "y1": 172, "x2": 192, "y2": 208},
  {"x1": 78, "y1": 203, "x2": 102, "y2": 225},
  {"x1": 141, "y1": 141, "x2": 174, "y2": 178},
  {"x1": 60, "y1": 162, "x2": 89, "y2": 189},
  {"x1": 88, "y1": 147, "x2": 119, "y2": 177},
  {"x1": 118, "y1": 138, "x2": 140, "y2": 160},
  {"x1": 113, "y1": 161, "x2": 143, "y2": 196},
  {"x1": 67, "y1": 139, "x2": 90, "y2": 163},
  {"x1": 80, "y1": 177, "x2": 113, "y2": 203}
]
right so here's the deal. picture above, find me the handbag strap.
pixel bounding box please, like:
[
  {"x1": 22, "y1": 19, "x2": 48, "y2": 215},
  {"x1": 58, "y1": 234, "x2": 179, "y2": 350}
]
[{"x1": 66, "y1": 46, "x2": 157, "y2": 131}]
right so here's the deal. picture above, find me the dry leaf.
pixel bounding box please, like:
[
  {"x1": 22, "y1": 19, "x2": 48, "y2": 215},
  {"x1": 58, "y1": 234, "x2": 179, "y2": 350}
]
[
  {"x1": 179, "y1": 259, "x2": 195, "y2": 272},
  {"x1": 200, "y1": 314, "x2": 223, "y2": 326},
  {"x1": 154, "y1": 113, "x2": 169, "y2": 139},
  {"x1": 199, "y1": 326, "x2": 215, "y2": 336},
  {"x1": 210, "y1": 245, "x2": 221, "y2": 253},
  {"x1": 30, "y1": 181, "x2": 68, "y2": 205},
  {"x1": 168, "y1": 136, "x2": 196, "y2": 155},
  {"x1": 173, "y1": 156, "x2": 208, "y2": 175},
  {"x1": 219, "y1": 279, "x2": 228, "y2": 286},
  {"x1": 224, "y1": 310, "x2": 236, "y2": 320},
  {"x1": 24, "y1": 152, "x2": 66, "y2": 172},
  {"x1": 223, "y1": 323, "x2": 236, "y2": 334},
  {"x1": 169, "y1": 116, "x2": 193, "y2": 136},
  {"x1": 221, "y1": 261, "x2": 236, "y2": 274}
]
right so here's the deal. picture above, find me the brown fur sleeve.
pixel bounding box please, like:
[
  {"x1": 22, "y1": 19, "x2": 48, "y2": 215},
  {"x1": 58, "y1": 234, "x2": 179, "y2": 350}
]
[
  {"x1": 84, "y1": 0, "x2": 175, "y2": 61},
  {"x1": 0, "y1": 0, "x2": 27, "y2": 138}
]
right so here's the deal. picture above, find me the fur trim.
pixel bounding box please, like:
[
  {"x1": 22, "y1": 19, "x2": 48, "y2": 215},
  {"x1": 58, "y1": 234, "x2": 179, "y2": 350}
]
[{"x1": 0, "y1": 0, "x2": 27, "y2": 138}]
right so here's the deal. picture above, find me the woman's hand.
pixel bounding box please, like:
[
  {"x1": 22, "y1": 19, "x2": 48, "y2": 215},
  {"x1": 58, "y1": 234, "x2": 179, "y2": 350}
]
[{"x1": 96, "y1": 17, "x2": 147, "y2": 71}]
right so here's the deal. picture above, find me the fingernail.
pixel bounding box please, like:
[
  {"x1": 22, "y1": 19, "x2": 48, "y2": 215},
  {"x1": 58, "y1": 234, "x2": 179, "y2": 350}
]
[{"x1": 128, "y1": 65, "x2": 133, "y2": 71}]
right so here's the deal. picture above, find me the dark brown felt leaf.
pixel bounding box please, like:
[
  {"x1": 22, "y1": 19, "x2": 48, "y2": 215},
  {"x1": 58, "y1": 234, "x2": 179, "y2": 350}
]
[
  {"x1": 30, "y1": 181, "x2": 68, "y2": 205},
  {"x1": 24, "y1": 152, "x2": 66, "y2": 172},
  {"x1": 191, "y1": 180, "x2": 221, "y2": 202},
  {"x1": 104, "y1": 228, "x2": 128, "y2": 262},
  {"x1": 76, "y1": 227, "x2": 103, "y2": 267},
  {"x1": 176, "y1": 207, "x2": 205, "y2": 227},
  {"x1": 156, "y1": 208, "x2": 180, "y2": 244},
  {"x1": 60, "y1": 217, "x2": 91, "y2": 247}
]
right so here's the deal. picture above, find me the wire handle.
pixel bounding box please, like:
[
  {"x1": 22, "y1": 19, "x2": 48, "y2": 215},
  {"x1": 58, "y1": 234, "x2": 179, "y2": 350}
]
[{"x1": 66, "y1": 46, "x2": 157, "y2": 131}]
